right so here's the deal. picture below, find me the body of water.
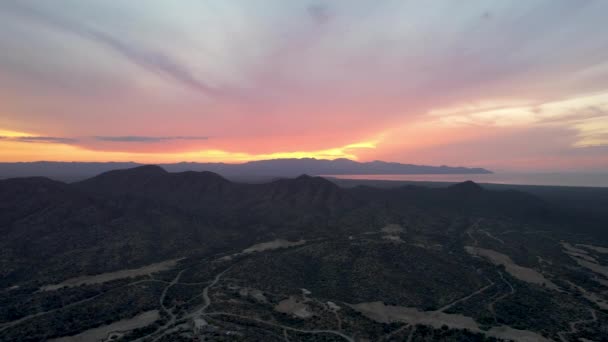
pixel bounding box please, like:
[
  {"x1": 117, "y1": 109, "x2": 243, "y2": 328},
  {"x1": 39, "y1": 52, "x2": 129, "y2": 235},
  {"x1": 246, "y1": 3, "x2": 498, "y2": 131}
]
[{"x1": 323, "y1": 173, "x2": 608, "y2": 188}]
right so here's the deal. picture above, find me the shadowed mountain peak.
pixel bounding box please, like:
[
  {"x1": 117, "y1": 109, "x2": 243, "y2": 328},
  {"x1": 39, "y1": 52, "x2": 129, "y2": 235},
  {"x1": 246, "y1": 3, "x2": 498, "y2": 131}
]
[
  {"x1": 447, "y1": 180, "x2": 484, "y2": 194},
  {"x1": 259, "y1": 173, "x2": 351, "y2": 209},
  {"x1": 174, "y1": 170, "x2": 230, "y2": 183},
  {"x1": 88, "y1": 164, "x2": 167, "y2": 180},
  {"x1": 282, "y1": 173, "x2": 341, "y2": 189},
  {"x1": 296, "y1": 174, "x2": 313, "y2": 180},
  {"x1": 75, "y1": 165, "x2": 168, "y2": 194},
  {"x1": 75, "y1": 166, "x2": 234, "y2": 200},
  {"x1": 123, "y1": 164, "x2": 167, "y2": 175}
]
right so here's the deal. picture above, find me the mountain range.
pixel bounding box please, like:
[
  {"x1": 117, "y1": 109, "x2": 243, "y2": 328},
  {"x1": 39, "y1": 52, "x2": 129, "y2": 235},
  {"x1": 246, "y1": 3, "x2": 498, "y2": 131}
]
[
  {"x1": 0, "y1": 158, "x2": 491, "y2": 182},
  {"x1": 2, "y1": 166, "x2": 607, "y2": 341},
  {"x1": 0, "y1": 165, "x2": 537, "y2": 290},
  {"x1": 0, "y1": 165, "x2": 570, "y2": 291}
]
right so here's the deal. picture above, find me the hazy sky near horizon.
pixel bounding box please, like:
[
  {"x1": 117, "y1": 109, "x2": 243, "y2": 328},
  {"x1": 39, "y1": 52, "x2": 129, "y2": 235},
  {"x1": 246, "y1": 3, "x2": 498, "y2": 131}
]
[{"x1": 1, "y1": 0, "x2": 607, "y2": 171}]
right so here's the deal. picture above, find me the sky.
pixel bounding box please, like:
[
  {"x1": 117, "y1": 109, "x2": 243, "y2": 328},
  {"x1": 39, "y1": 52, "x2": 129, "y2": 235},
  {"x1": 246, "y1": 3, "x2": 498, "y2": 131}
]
[{"x1": 1, "y1": 0, "x2": 607, "y2": 172}]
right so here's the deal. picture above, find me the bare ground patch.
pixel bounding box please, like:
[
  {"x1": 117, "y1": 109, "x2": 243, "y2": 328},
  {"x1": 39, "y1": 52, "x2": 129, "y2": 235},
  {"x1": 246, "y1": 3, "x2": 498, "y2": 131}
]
[
  {"x1": 242, "y1": 239, "x2": 306, "y2": 254},
  {"x1": 49, "y1": 310, "x2": 159, "y2": 342},
  {"x1": 576, "y1": 244, "x2": 608, "y2": 254},
  {"x1": 381, "y1": 224, "x2": 404, "y2": 234},
  {"x1": 41, "y1": 259, "x2": 181, "y2": 291},
  {"x1": 351, "y1": 302, "x2": 550, "y2": 342},
  {"x1": 274, "y1": 296, "x2": 313, "y2": 319},
  {"x1": 562, "y1": 242, "x2": 608, "y2": 279},
  {"x1": 465, "y1": 246, "x2": 559, "y2": 290}
]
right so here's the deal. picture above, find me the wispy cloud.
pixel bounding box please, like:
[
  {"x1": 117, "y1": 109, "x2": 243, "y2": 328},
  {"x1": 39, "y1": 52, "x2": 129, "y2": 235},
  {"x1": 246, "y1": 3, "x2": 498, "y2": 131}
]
[
  {"x1": 434, "y1": 92, "x2": 608, "y2": 147},
  {"x1": 94, "y1": 136, "x2": 208, "y2": 143},
  {"x1": 0, "y1": 135, "x2": 209, "y2": 144},
  {"x1": 0, "y1": 136, "x2": 78, "y2": 144},
  {"x1": 1, "y1": 2, "x2": 220, "y2": 96},
  {"x1": 307, "y1": 3, "x2": 332, "y2": 25}
]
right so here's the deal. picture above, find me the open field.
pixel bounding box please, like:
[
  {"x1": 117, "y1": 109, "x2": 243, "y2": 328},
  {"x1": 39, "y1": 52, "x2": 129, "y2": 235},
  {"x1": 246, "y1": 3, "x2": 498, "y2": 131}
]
[
  {"x1": 50, "y1": 310, "x2": 159, "y2": 342},
  {"x1": 41, "y1": 260, "x2": 181, "y2": 291}
]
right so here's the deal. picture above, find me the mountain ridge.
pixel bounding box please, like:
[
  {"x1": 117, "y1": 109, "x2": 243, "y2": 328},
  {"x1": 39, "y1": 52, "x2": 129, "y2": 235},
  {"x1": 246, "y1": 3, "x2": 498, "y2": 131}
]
[
  {"x1": 4, "y1": 166, "x2": 607, "y2": 342},
  {"x1": 0, "y1": 158, "x2": 492, "y2": 182}
]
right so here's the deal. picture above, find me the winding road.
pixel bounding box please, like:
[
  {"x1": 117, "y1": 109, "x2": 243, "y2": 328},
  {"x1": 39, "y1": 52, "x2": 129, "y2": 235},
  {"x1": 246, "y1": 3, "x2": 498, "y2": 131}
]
[
  {"x1": 189, "y1": 265, "x2": 234, "y2": 318},
  {"x1": 133, "y1": 270, "x2": 186, "y2": 342},
  {"x1": 436, "y1": 278, "x2": 494, "y2": 313},
  {"x1": 488, "y1": 271, "x2": 515, "y2": 321}
]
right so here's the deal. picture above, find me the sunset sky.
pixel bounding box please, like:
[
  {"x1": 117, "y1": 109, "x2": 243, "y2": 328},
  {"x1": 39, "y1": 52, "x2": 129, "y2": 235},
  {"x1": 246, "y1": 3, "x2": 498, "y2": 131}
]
[{"x1": 1, "y1": 0, "x2": 607, "y2": 172}]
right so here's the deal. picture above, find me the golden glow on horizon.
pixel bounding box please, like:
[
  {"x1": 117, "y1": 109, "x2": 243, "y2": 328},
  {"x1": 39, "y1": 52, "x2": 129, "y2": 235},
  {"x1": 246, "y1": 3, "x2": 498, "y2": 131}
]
[
  {"x1": 0, "y1": 128, "x2": 378, "y2": 163},
  {"x1": 0, "y1": 129, "x2": 32, "y2": 137}
]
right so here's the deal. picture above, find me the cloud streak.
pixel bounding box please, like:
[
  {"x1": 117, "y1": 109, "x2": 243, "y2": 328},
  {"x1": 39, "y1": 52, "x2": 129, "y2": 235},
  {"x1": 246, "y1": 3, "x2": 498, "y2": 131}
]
[
  {"x1": 94, "y1": 136, "x2": 208, "y2": 143},
  {"x1": 0, "y1": 135, "x2": 209, "y2": 145},
  {"x1": 307, "y1": 3, "x2": 332, "y2": 25},
  {"x1": 1, "y1": 2, "x2": 221, "y2": 96},
  {"x1": 0, "y1": 136, "x2": 78, "y2": 144},
  {"x1": 434, "y1": 91, "x2": 608, "y2": 147}
]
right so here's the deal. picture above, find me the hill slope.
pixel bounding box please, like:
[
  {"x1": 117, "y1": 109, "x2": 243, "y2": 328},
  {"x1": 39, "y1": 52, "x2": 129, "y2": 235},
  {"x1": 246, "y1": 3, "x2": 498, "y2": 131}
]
[{"x1": 1, "y1": 166, "x2": 606, "y2": 342}]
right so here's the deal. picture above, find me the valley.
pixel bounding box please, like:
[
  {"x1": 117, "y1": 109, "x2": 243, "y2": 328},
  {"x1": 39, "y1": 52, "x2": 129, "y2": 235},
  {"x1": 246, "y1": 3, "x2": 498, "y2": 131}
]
[{"x1": 1, "y1": 166, "x2": 608, "y2": 341}]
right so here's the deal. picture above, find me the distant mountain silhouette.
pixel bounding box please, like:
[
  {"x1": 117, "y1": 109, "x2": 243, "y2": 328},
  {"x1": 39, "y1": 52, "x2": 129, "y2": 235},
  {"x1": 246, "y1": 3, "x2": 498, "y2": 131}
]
[{"x1": 0, "y1": 158, "x2": 491, "y2": 182}]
